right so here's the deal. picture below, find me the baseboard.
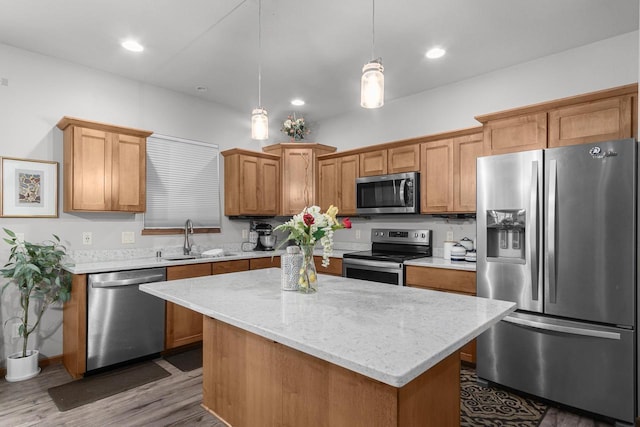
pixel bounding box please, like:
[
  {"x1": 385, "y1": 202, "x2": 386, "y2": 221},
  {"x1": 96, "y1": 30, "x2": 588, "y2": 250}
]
[{"x1": 0, "y1": 354, "x2": 63, "y2": 378}]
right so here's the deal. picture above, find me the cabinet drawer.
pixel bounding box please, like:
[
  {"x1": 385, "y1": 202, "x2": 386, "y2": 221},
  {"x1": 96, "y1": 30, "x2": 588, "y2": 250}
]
[
  {"x1": 405, "y1": 265, "x2": 476, "y2": 294},
  {"x1": 314, "y1": 256, "x2": 342, "y2": 276},
  {"x1": 250, "y1": 256, "x2": 281, "y2": 270},
  {"x1": 213, "y1": 259, "x2": 249, "y2": 274},
  {"x1": 167, "y1": 263, "x2": 212, "y2": 280}
]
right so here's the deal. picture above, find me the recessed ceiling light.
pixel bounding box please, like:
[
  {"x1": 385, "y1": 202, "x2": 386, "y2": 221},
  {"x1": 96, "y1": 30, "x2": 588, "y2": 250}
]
[
  {"x1": 291, "y1": 99, "x2": 305, "y2": 106},
  {"x1": 121, "y1": 40, "x2": 144, "y2": 53},
  {"x1": 426, "y1": 47, "x2": 446, "y2": 59}
]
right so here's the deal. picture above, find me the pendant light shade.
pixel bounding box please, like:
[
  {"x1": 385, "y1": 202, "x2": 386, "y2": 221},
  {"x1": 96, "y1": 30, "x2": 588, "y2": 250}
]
[
  {"x1": 361, "y1": 0, "x2": 384, "y2": 109},
  {"x1": 361, "y1": 59, "x2": 384, "y2": 108},
  {"x1": 251, "y1": 0, "x2": 268, "y2": 140},
  {"x1": 251, "y1": 108, "x2": 269, "y2": 140}
]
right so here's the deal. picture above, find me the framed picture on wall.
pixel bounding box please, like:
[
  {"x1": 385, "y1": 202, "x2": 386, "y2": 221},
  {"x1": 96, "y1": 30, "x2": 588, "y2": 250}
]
[{"x1": 1, "y1": 157, "x2": 59, "y2": 218}]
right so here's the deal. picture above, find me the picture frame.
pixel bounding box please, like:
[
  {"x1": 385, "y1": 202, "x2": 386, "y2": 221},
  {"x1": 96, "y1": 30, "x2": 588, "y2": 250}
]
[{"x1": 1, "y1": 157, "x2": 59, "y2": 218}]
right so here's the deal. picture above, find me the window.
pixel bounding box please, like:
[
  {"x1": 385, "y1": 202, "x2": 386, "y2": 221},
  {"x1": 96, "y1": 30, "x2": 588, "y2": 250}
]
[{"x1": 144, "y1": 134, "x2": 220, "y2": 233}]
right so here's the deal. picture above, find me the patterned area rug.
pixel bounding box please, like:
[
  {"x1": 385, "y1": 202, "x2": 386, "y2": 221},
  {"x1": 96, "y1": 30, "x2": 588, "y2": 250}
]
[{"x1": 461, "y1": 367, "x2": 548, "y2": 426}]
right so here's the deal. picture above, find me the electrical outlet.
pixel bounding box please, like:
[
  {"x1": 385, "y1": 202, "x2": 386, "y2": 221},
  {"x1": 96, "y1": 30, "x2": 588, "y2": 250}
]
[
  {"x1": 355, "y1": 229, "x2": 361, "y2": 240},
  {"x1": 242, "y1": 229, "x2": 248, "y2": 239},
  {"x1": 82, "y1": 232, "x2": 92, "y2": 245},
  {"x1": 446, "y1": 231, "x2": 454, "y2": 241},
  {"x1": 15, "y1": 232, "x2": 25, "y2": 243},
  {"x1": 121, "y1": 231, "x2": 135, "y2": 244}
]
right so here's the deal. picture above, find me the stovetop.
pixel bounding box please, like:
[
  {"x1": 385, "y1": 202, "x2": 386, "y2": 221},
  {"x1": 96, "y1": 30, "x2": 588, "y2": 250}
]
[{"x1": 343, "y1": 250, "x2": 429, "y2": 263}]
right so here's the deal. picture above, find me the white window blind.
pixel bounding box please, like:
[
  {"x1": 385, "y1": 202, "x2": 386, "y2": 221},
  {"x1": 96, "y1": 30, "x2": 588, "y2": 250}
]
[{"x1": 145, "y1": 134, "x2": 220, "y2": 229}]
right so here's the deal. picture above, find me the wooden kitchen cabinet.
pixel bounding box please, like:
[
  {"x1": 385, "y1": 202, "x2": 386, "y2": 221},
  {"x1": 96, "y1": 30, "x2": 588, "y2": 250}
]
[
  {"x1": 57, "y1": 116, "x2": 152, "y2": 213},
  {"x1": 420, "y1": 139, "x2": 453, "y2": 213},
  {"x1": 548, "y1": 94, "x2": 634, "y2": 148},
  {"x1": 212, "y1": 259, "x2": 249, "y2": 274},
  {"x1": 405, "y1": 265, "x2": 477, "y2": 363},
  {"x1": 314, "y1": 256, "x2": 343, "y2": 276},
  {"x1": 262, "y1": 143, "x2": 336, "y2": 215},
  {"x1": 452, "y1": 132, "x2": 483, "y2": 212},
  {"x1": 222, "y1": 149, "x2": 280, "y2": 216},
  {"x1": 250, "y1": 256, "x2": 281, "y2": 270},
  {"x1": 387, "y1": 144, "x2": 420, "y2": 173},
  {"x1": 165, "y1": 263, "x2": 213, "y2": 350},
  {"x1": 480, "y1": 112, "x2": 547, "y2": 155},
  {"x1": 317, "y1": 154, "x2": 359, "y2": 215},
  {"x1": 359, "y1": 149, "x2": 388, "y2": 176}
]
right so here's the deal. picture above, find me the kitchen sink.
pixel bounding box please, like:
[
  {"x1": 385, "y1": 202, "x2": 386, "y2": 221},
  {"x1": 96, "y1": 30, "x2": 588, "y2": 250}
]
[{"x1": 162, "y1": 255, "x2": 199, "y2": 261}]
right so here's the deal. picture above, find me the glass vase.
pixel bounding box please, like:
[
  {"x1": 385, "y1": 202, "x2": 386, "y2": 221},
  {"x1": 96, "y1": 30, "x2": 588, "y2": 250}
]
[{"x1": 298, "y1": 244, "x2": 318, "y2": 293}]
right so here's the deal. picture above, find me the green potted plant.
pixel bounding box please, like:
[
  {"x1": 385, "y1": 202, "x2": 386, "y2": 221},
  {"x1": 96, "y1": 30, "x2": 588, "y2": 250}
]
[{"x1": 1, "y1": 228, "x2": 71, "y2": 382}]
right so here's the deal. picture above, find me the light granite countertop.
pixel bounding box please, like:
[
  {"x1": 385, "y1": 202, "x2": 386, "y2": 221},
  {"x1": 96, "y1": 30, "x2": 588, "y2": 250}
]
[
  {"x1": 404, "y1": 257, "x2": 476, "y2": 272},
  {"x1": 140, "y1": 268, "x2": 515, "y2": 387},
  {"x1": 63, "y1": 249, "x2": 352, "y2": 275}
]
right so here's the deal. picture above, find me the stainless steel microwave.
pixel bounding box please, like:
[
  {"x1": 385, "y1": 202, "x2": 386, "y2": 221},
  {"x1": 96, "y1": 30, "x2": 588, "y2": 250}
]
[{"x1": 356, "y1": 172, "x2": 420, "y2": 214}]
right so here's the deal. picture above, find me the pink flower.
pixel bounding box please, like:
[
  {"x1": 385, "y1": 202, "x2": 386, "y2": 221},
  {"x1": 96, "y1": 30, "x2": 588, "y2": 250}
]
[{"x1": 342, "y1": 218, "x2": 352, "y2": 229}]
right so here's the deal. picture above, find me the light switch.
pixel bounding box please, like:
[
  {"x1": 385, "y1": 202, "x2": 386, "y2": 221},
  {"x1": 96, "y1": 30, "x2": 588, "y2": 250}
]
[{"x1": 122, "y1": 231, "x2": 135, "y2": 244}]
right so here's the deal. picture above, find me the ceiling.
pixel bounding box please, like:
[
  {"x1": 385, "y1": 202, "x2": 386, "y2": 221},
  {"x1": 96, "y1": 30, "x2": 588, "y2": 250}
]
[{"x1": 0, "y1": 1, "x2": 638, "y2": 122}]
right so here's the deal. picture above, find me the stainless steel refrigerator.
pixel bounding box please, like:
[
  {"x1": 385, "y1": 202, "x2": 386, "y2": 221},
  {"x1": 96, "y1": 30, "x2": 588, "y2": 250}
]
[{"x1": 476, "y1": 138, "x2": 636, "y2": 425}]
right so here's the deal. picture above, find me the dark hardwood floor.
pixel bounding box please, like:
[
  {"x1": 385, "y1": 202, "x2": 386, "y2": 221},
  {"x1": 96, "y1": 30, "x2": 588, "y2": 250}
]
[{"x1": 0, "y1": 359, "x2": 615, "y2": 426}]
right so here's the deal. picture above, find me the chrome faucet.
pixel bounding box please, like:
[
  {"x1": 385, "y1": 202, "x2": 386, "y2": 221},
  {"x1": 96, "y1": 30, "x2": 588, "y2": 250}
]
[{"x1": 184, "y1": 219, "x2": 194, "y2": 255}]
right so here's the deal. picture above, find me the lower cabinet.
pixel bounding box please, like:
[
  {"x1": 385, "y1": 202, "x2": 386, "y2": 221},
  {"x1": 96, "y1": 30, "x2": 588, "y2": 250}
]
[
  {"x1": 165, "y1": 263, "x2": 213, "y2": 350},
  {"x1": 313, "y1": 256, "x2": 343, "y2": 276},
  {"x1": 250, "y1": 256, "x2": 281, "y2": 270},
  {"x1": 405, "y1": 265, "x2": 477, "y2": 364}
]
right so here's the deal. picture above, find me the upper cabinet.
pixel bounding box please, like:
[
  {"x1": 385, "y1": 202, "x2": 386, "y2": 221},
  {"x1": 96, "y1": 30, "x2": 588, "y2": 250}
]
[
  {"x1": 222, "y1": 149, "x2": 280, "y2": 216},
  {"x1": 57, "y1": 116, "x2": 152, "y2": 213},
  {"x1": 359, "y1": 145, "x2": 420, "y2": 177},
  {"x1": 317, "y1": 153, "x2": 359, "y2": 216},
  {"x1": 477, "y1": 84, "x2": 637, "y2": 156},
  {"x1": 548, "y1": 94, "x2": 634, "y2": 148},
  {"x1": 420, "y1": 130, "x2": 483, "y2": 214},
  {"x1": 262, "y1": 143, "x2": 336, "y2": 215}
]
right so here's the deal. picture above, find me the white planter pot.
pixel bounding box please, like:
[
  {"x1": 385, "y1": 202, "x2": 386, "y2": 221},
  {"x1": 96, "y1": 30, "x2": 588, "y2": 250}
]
[{"x1": 5, "y1": 350, "x2": 40, "y2": 382}]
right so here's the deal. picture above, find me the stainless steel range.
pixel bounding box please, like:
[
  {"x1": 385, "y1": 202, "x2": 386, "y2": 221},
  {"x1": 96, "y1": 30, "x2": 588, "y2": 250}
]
[{"x1": 342, "y1": 228, "x2": 432, "y2": 286}]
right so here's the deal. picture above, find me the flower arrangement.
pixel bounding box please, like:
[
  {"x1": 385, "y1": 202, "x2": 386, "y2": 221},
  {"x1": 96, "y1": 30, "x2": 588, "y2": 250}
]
[
  {"x1": 275, "y1": 205, "x2": 351, "y2": 267},
  {"x1": 281, "y1": 114, "x2": 310, "y2": 141},
  {"x1": 275, "y1": 205, "x2": 351, "y2": 293}
]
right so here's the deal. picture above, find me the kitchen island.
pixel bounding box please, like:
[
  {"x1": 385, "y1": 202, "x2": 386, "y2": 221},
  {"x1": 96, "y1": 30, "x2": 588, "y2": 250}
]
[{"x1": 141, "y1": 268, "x2": 515, "y2": 427}]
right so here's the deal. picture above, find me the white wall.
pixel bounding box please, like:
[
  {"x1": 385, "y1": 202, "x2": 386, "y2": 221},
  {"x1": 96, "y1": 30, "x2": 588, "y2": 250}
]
[{"x1": 0, "y1": 29, "x2": 637, "y2": 365}]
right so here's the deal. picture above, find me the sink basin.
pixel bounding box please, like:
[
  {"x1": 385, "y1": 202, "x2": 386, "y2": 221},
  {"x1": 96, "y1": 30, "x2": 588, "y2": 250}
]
[{"x1": 162, "y1": 255, "x2": 199, "y2": 261}]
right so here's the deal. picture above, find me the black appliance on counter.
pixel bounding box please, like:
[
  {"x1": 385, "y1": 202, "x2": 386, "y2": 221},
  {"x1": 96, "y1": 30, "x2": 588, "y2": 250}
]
[
  {"x1": 253, "y1": 222, "x2": 276, "y2": 251},
  {"x1": 342, "y1": 228, "x2": 431, "y2": 286}
]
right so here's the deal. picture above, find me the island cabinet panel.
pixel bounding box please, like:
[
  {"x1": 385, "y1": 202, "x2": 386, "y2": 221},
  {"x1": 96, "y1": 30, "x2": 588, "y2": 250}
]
[
  {"x1": 482, "y1": 112, "x2": 547, "y2": 155},
  {"x1": 406, "y1": 265, "x2": 477, "y2": 364},
  {"x1": 359, "y1": 149, "x2": 388, "y2": 176},
  {"x1": 202, "y1": 317, "x2": 460, "y2": 427},
  {"x1": 63, "y1": 274, "x2": 88, "y2": 379},
  {"x1": 313, "y1": 256, "x2": 343, "y2": 276},
  {"x1": 57, "y1": 116, "x2": 151, "y2": 213},
  {"x1": 317, "y1": 154, "x2": 359, "y2": 215},
  {"x1": 548, "y1": 95, "x2": 634, "y2": 148},
  {"x1": 165, "y1": 263, "x2": 213, "y2": 350},
  {"x1": 249, "y1": 256, "x2": 280, "y2": 270},
  {"x1": 387, "y1": 144, "x2": 420, "y2": 173}
]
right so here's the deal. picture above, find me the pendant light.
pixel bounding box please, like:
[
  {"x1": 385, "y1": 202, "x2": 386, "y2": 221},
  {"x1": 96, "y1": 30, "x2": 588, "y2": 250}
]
[
  {"x1": 360, "y1": 0, "x2": 384, "y2": 109},
  {"x1": 251, "y1": 0, "x2": 268, "y2": 140}
]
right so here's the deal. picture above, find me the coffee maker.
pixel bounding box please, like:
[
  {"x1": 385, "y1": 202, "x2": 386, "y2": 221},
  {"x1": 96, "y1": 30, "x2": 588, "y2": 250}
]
[{"x1": 254, "y1": 223, "x2": 276, "y2": 251}]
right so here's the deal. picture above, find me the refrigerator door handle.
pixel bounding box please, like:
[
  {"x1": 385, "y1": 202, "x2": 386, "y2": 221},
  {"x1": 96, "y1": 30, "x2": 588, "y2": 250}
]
[
  {"x1": 503, "y1": 315, "x2": 621, "y2": 340},
  {"x1": 529, "y1": 160, "x2": 539, "y2": 301},
  {"x1": 547, "y1": 159, "x2": 557, "y2": 304}
]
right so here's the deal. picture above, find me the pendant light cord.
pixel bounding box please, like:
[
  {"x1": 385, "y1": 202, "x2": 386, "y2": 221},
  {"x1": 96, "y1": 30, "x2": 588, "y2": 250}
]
[
  {"x1": 371, "y1": 0, "x2": 375, "y2": 60},
  {"x1": 258, "y1": 0, "x2": 262, "y2": 108}
]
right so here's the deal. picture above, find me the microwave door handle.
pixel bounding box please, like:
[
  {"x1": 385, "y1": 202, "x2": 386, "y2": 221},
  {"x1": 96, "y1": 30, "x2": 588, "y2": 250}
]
[{"x1": 399, "y1": 179, "x2": 406, "y2": 206}]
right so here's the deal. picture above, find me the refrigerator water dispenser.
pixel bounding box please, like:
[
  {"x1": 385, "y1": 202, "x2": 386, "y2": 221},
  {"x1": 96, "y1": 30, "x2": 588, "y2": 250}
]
[{"x1": 486, "y1": 209, "x2": 526, "y2": 263}]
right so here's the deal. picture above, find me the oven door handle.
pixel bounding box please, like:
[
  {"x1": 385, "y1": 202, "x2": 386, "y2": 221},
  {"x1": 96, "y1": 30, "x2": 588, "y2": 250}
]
[{"x1": 343, "y1": 258, "x2": 404, "y2": 269}]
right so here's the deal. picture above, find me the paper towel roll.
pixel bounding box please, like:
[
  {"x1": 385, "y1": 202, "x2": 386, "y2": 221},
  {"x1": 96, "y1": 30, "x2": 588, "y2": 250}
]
[{"x1": 443, "y1": 241, "x2": 456, "y2": 260}]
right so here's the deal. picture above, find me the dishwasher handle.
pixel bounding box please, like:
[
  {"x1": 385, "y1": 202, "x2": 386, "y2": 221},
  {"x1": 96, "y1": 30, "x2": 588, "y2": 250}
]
[{"x1": 91, "y1": 272, "x2": 166, "y2": 288}]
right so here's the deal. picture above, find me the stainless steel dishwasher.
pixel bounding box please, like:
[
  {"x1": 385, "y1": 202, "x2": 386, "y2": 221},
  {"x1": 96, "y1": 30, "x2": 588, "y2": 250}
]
[{"x1": 87, "y1": 267, "x2": 166, "y2": 372}]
